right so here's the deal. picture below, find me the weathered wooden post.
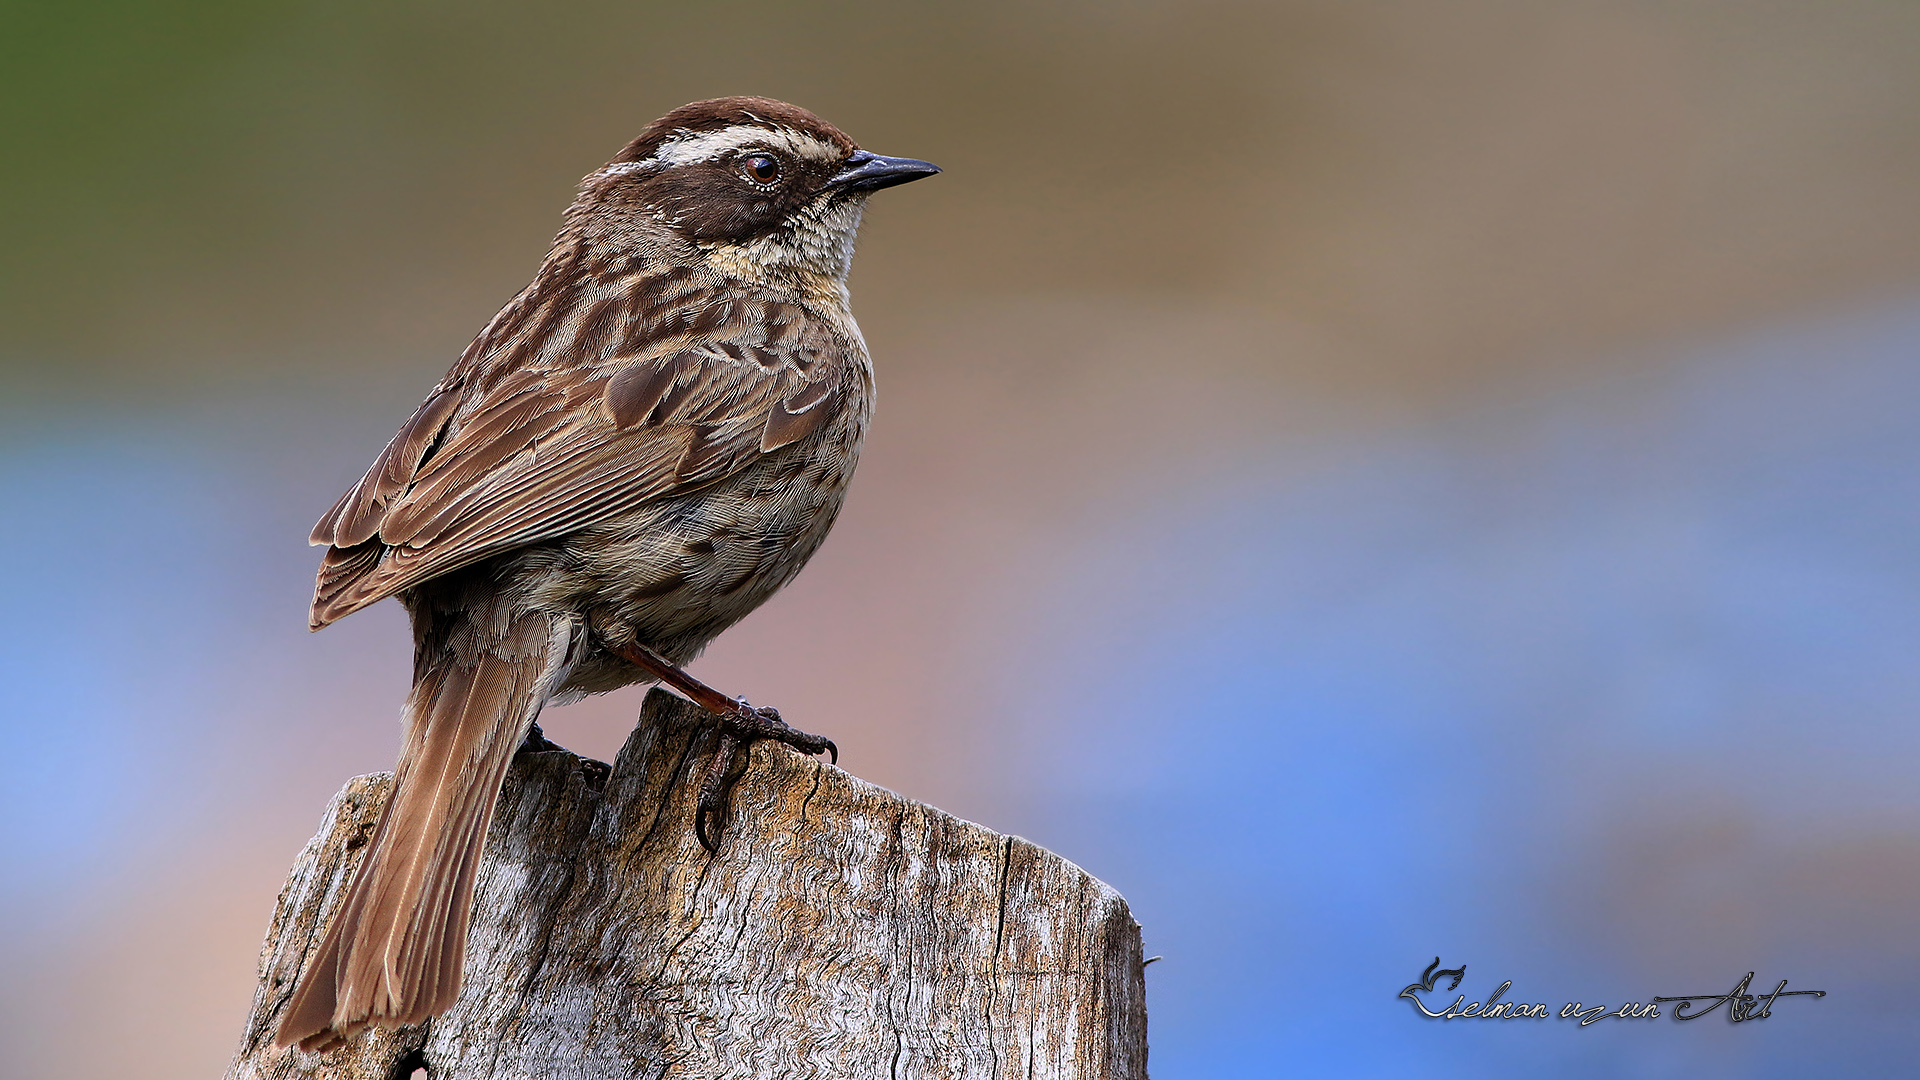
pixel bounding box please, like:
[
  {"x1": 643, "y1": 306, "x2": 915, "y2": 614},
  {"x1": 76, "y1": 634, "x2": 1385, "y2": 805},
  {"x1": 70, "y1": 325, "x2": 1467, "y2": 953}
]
[{"x1": 228, "y1": 690, "x2": 1149, "y2": 1079}]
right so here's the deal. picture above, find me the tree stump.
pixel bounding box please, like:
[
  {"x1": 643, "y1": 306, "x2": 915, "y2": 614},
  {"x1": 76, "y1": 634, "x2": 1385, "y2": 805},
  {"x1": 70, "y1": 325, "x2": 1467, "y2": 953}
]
[{"x1": 227, "y1": 689, "x2": 1149, "y2": 1079}]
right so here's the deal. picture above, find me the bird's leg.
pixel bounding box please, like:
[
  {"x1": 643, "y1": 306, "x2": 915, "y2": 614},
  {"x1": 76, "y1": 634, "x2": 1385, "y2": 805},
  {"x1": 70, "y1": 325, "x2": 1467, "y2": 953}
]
[
  {"x1": 609, "y1": 641, "x2": 838, "y2": 760},
  {"x1": 609, "y1": 640, "x2": 838, "y2": 851}
]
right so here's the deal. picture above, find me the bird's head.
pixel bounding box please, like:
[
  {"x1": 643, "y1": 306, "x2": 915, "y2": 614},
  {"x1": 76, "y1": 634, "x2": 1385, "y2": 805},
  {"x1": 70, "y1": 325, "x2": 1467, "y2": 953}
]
[{"x1": 571, "y1": 97, "x2": 939, "y2": 292}]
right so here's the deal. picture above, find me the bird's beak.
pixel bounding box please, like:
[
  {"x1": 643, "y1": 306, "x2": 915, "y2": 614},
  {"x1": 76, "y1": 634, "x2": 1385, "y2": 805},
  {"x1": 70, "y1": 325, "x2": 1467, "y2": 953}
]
[{"x1": 829, "y1": 151, "x2": 941, "y2": 192}]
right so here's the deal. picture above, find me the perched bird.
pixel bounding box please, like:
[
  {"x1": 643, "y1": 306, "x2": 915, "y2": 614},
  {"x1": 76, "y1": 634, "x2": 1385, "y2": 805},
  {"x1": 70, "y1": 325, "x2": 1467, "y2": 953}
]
[{"x1": 275, "y1": 97, "x2": 938, "y2": 1052}]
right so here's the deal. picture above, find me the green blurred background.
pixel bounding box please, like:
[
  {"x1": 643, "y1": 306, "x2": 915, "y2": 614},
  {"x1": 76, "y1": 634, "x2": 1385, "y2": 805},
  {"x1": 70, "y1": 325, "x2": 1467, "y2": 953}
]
[{"x1": 4, "y1": 2, "x2": 1919, "y2": 1076}]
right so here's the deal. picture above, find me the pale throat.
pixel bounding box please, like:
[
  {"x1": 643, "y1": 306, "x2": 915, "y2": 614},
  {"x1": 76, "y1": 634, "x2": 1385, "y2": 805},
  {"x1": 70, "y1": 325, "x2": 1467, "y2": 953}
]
[{"x1": 699, "y1": 197, "x2": 866, "y2": 314}]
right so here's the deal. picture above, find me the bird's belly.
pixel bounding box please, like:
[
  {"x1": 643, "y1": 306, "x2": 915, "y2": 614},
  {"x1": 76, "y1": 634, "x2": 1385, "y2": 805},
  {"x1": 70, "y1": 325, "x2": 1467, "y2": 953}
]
[{"x1": 529, "y1": 441, "x2": 857, "y2": 696}]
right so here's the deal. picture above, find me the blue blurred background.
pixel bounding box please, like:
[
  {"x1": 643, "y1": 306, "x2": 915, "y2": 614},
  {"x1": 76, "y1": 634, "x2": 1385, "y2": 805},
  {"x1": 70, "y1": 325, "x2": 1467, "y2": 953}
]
[{"x1": 3, "y1": 3, "x2": 1917, "y2": 1076}]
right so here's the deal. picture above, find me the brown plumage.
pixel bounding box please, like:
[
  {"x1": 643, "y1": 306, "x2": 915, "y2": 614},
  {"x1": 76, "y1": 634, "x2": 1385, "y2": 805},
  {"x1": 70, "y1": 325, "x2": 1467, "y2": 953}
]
[{"x1": 275, "y1": 97, "x2": 938, "y2": 1052}]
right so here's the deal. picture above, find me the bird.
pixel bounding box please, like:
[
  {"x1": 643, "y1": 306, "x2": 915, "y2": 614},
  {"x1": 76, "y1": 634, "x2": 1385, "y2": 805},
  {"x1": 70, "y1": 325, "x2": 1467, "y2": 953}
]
[{"x1": 273, "y1": 97, "x2": 939, "y2": 1052}]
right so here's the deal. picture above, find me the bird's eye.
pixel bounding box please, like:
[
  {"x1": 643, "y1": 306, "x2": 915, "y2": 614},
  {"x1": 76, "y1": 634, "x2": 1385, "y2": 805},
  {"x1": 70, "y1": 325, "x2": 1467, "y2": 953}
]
[{"x1": 741, "y1": 154, "x2": 781, "y2": 184}]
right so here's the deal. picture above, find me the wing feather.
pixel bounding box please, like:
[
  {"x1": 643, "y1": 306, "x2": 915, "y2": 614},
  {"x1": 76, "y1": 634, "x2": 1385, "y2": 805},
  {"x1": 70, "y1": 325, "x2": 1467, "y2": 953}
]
[
  {"x1": 309, "y1": 301, "x2": 849, "y2": 628},
  {"x1": 315, "y1": 385, "x2": 464, "y2": 548}
]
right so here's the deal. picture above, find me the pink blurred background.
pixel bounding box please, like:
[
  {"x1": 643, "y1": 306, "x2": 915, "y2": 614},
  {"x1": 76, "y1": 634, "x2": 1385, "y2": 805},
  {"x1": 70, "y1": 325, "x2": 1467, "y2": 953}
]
[{"x1": 3, "y1": 2, "x2": 1918, "y2": 1076}]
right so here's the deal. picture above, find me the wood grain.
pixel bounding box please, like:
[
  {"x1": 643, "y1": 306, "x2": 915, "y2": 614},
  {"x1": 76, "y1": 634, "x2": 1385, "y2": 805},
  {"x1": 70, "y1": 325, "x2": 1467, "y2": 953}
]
[{"x1": 228, "y1": 689, "x2": 1149, "y2": 1079}]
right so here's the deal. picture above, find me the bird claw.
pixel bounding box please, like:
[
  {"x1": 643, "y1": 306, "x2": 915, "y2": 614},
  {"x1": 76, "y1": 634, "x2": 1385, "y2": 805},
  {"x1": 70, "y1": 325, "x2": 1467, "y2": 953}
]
[
  {"x1": 718, "y1": 699, "x2": 837, "y2": 761},
  {"x1": 691, "y1": 701, "x2": 837, "y2": 853}
]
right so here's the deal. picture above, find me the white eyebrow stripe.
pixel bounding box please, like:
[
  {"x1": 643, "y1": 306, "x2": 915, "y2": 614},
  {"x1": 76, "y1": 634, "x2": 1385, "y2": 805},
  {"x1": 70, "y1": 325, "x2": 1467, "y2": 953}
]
[
  {"x1": 592, "y1": 161, "x2": 653, "y2": 180},
  {"x1": 648, "y1": 124, "x2": 841, "y2": 167}
]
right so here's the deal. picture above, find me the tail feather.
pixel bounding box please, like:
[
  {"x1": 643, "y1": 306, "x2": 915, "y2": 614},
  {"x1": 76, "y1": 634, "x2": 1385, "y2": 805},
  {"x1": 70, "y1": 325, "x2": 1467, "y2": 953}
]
[{"x1": 276, "y1": 607, "x2": 575, "y2": 1051}]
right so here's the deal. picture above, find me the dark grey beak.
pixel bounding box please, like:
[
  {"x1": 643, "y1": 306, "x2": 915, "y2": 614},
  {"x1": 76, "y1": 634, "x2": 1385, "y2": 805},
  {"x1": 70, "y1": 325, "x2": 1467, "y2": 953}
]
[{"x1": 830, "y1": 151, "x2": 941, "y2": 193}]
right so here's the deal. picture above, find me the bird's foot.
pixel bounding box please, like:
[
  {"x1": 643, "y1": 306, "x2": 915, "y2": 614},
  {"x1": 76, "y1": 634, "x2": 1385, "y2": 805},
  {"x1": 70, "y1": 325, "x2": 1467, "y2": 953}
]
[
  {"x1": 516, "y1": 720, "x2": 564, "y2": 756},
  {"x1": 692, "y1": 700, "x2": 836, "y2": 853},
  {"x1": 713, "y1": 699, "x2": 838, "y2": 763}
]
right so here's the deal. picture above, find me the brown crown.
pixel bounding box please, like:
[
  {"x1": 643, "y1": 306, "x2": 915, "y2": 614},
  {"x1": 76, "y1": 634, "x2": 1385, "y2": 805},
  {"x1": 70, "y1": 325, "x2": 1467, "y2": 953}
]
[{"x1": 610, "y1": 97, "x2": 859, "y2": 165}]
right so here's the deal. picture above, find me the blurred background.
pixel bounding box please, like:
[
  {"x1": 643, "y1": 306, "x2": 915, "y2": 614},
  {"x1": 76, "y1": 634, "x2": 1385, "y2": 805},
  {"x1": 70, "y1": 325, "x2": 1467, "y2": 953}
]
[{"x1": 3, "y1": 1, "x2": 1917, "y2": 1076}]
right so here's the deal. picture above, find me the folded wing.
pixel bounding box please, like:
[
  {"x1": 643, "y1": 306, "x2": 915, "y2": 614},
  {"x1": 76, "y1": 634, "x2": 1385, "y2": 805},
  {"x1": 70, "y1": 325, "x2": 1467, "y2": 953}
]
[{"x1": 309, "y1": 314, "x2": 848, "y2": 629}]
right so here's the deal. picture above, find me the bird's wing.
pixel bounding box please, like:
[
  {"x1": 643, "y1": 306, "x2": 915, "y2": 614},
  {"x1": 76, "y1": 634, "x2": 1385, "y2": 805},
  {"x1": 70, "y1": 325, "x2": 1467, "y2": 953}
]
[{"x1": 308, "y1": 314, "x2": 851, "y2": 628}]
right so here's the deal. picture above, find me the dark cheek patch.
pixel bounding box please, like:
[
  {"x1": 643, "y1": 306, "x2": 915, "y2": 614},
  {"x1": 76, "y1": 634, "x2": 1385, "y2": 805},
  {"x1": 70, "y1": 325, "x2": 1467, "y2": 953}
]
[{"x1": 628, "y1": 158, "x2": 842, "y2": 243}]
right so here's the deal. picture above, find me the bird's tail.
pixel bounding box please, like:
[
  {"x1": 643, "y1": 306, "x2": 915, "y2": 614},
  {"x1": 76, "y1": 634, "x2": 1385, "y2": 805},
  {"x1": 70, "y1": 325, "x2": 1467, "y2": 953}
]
[{"x1": 275, "y1": 606, "x2": 576, "y2": 1052}]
